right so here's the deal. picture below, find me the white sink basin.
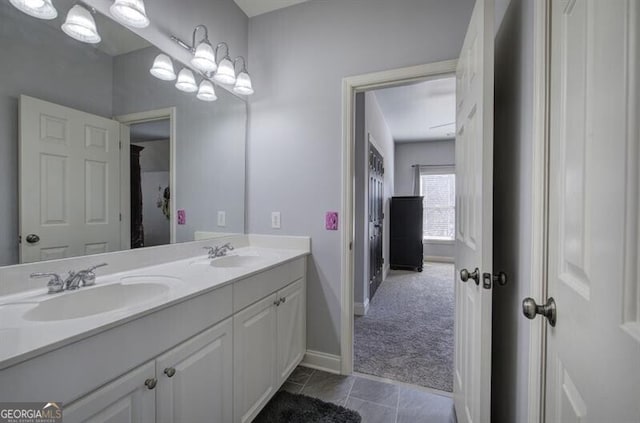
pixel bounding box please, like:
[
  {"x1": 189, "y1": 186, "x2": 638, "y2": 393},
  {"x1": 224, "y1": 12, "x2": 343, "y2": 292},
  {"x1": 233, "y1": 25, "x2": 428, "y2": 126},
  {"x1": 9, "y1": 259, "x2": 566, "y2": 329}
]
[
  {"x1": 23, "y1": 276, "x2": 181, "y2": 322},
  {"x1": 210, "y1": 255, "x2": 267, "y2": 268}
]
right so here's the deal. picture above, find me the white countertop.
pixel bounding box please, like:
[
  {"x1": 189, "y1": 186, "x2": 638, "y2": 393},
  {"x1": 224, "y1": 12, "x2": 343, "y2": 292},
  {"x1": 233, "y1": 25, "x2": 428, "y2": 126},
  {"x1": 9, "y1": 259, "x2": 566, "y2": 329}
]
[{"x1": 0, "y1": 246, "x2": 309, "y2": 370}]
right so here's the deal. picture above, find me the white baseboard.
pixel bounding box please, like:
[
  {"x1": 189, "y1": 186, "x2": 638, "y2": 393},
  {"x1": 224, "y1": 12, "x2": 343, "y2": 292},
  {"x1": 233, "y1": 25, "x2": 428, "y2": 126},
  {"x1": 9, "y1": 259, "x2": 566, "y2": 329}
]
[
  {"x1": 301, "y1": 350, "x2": 341, "y2": 374},
  {"x1": 354, "y1": 298, "x2": 369, "y2": 316},
  {"x1": 383, "y1": 264, "x2": 390, "y2": 279},
  {"x1": 424, "y1": 255, "x2": 454, "y2": 263}
]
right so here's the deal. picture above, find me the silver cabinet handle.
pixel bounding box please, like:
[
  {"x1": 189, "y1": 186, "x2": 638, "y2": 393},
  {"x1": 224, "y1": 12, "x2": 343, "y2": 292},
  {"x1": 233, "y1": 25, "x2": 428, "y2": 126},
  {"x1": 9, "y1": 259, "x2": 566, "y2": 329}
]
[
  {"x1": 274, "y1": 299, "x2": 281, "y2": 306},
  {"x1": 164, "y1": 367, "x2": 176, "y2": 378},
  {"x1": 144, "y1": 378, "x2": 157, "y2": 390},
  {"x1": 280, "y1": 297, "x2": 286, "y2": 304},
  {"x1": 522, "y1": 297, "x2": 557, "y2": 327}
]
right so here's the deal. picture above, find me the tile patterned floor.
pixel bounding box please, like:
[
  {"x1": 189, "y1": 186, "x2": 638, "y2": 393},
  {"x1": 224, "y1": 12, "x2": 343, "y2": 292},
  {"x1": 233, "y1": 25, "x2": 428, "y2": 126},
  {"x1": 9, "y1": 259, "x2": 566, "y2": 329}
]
[{"x1": 278, "y1": 366, "x2": 457, "y2": 423}]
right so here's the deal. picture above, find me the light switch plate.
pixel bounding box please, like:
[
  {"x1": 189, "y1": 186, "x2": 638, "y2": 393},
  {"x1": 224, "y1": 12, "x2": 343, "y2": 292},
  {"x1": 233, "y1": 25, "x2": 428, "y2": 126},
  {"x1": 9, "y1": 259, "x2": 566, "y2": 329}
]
[
  {"x1": 217, "y1": 211, "x2": 226, "y2": 227},
  {"x1": 325, "y1": 211, "x2": 338, "y2": 230},
  {"x1": 177, "y1": 209, "x2": 186, "y2": 225},
  {"x1": 271, "y1": 212, "x2": 281, "y2": 229}
]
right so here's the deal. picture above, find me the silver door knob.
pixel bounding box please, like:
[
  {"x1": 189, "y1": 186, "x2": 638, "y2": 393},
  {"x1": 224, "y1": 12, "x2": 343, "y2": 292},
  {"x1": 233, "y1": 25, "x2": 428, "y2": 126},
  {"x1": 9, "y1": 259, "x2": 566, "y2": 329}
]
[
  {"x1": 460, "y1": 268, "x2": 480, "y2": 285},
  {"x1": 26, "y1": 234, "x2": 40, "y2": 244},
  {"x1": 522, "y1": 297, "x2": 557, "y2": 327}
]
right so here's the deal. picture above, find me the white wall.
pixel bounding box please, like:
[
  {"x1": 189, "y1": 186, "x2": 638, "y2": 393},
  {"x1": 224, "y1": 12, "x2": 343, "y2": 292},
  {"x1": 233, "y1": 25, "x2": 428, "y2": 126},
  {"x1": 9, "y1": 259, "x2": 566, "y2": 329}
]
[
  {"x1": 492, "y1": 0, "x2": 534, "y2": 421},
  {"x1": 247, "y1": 0, "x2": 475, "y2": 355},
  {"x1": 394, "y1": 139, "x2": 455, "y2": 260}
]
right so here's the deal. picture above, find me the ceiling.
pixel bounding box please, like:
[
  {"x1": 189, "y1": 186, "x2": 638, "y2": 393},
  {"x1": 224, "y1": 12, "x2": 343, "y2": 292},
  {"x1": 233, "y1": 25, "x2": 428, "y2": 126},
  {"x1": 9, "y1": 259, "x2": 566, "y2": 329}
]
[
  {"x1": 372, "y1": 77, "x2": 456, "y2": 143},
  {"x1": 233, "y1": 0, "x2": 309, "y2": 17}
]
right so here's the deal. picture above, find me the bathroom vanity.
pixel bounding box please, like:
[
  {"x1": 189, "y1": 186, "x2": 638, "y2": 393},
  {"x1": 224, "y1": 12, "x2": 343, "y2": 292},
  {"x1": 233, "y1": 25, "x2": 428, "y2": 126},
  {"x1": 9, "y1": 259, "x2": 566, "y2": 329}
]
[{"x1": 0, "y1": 236, "x2": 309, "y2": 423}]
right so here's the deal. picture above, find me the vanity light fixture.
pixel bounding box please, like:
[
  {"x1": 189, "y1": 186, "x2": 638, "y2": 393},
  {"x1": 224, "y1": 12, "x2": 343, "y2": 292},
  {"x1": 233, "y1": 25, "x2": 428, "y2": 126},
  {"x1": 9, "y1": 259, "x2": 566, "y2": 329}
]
[
  {"x1": 175, "y1": 68, "x2": 198, "y2": 93},
  {"x1": 213, "y1": 42, "x2": 236, "y2": 85},
  {"x1": 232, "y1": 57, "x2": 254, "y2": 96},
  {"x1": 61, "y1": 4, "x2": 101, "y2": 44},
  {"x1": 150, "y1": 54, "x2": 177, "y2": 81},
  {"x1": 197, "y1": 80, "x2": 217, "y2": 102},
  {"x1": 9, "y1": 0, "x2": 58, "y2": 19},
  {"x1": 110, "y1": 0, "x2": 149, "y2": 28}
]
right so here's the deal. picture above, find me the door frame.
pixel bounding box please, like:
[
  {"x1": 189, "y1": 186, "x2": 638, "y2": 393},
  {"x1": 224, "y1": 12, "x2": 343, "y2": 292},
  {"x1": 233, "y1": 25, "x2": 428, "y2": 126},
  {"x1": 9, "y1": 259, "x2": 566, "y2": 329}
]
[
  {"x1": 340, "y1": 59, "x2": 457, "y2": 375},
  {"x1": 114, "y1": 107, "x2": 177, "y2": 245},
  {"x1": 528, "y1": 1, "x2": 551, "y2": 422}
]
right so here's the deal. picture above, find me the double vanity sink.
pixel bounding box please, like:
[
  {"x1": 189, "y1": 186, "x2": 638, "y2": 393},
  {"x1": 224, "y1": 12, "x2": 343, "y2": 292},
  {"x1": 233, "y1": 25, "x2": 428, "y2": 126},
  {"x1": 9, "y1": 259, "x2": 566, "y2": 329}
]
[{"x1": 0, "y1": 238, "x2": 310, "y2": 423}]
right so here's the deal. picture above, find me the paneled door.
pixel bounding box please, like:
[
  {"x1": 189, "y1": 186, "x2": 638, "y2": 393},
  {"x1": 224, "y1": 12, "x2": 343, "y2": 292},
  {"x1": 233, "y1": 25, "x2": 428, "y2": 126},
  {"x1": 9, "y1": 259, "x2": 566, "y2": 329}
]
[
  {"x1": 453, "y1": 0, "x2": 494, "y2": 421},
  {"x1": 543, "y1": 1, "x2": 640, "y2": 421},
  {"x1": 368, "y1": 139, "x2": 384, "y2": 298},
  {"x1": 19, "y1": 95, "x2": 122, "y2": 263}
]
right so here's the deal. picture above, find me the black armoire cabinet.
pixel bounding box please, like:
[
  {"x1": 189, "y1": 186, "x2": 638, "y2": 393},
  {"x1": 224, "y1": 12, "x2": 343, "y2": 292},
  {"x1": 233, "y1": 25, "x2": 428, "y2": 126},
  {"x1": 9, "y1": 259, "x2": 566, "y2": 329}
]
[{"x1": 390, "y1": 196, "x2": 424, "y2": 272}]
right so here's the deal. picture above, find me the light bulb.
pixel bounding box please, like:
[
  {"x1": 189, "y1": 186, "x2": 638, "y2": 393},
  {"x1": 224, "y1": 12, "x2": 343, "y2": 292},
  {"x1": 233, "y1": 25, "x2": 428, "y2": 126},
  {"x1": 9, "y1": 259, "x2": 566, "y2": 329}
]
[
  {"x1": 213, "y1": 57, "x2": 236, "y2": 85},
  {"x1": 9, "y1": 0, "x2": 57, "y2": 19},
  {"x1": 61, "y1": 5, "x2": 101, "y2": 44},
  {"x1": 197, "y1": 80, "x2": 217, "y2": 102},
  {"x1": 110, "y1": 0, "x2": 149, "y2": 28},
  {"x1": 191, "y1": 41, "x2": 217, "y2": 74},
  {"x1": 233, "y1": 71, "x2": 254, "y2": 95},
  {"x1": 175, "y1": 68, "x2": 197, "y2": 93},
  {"x1": 150, "y1": 54, "x2": 176, "y2": 81}
]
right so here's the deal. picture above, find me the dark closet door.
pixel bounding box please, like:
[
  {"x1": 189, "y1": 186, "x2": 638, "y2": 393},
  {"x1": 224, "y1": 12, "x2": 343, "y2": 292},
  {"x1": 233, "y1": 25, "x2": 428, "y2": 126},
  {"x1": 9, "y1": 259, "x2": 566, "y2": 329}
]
[
  {"x1": 368, "y1": 142, "x2": 384, "y2": 298},
  {"x1": 130, "y1": 145, "x2": 144, "y2": 248}
]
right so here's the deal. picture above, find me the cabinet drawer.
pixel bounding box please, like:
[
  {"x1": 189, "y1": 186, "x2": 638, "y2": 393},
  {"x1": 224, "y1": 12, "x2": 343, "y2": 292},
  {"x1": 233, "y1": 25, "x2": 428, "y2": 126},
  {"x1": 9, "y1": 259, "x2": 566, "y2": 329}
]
[{"x1": 233, "y1": 258, "x2": 305, "y2": 312}]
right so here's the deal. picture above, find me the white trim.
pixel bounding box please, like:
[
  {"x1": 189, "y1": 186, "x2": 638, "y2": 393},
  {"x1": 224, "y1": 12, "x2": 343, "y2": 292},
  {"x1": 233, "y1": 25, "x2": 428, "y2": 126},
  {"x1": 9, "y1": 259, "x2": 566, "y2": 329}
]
[
  {"x1": 423, "y1": 239, "x2": 455, "y2": 245},
  {"x1": 425, "y1": 256, "x2": 454, "y2": 264},
  {"x1": 114, "y1": 108, "x2": 177, "y2": 245},
  {"x1": 341, "y1": 60, "x2": 458, "y2": 375},
  {"x1": 528, "y1": 1, "x2": 550, "y2": 423},
  {"x1": 301, "y1": 350, "x2": 341, "y2": 374},
  {"x1": 354, "y1": 298, "x2": 370, "y2": 316}
]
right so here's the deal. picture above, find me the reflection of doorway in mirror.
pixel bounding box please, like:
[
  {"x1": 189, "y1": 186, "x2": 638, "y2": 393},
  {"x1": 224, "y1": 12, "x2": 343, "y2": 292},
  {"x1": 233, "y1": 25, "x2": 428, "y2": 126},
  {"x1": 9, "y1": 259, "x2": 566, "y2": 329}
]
[{"x1": 116, "y1": 109, "x2": 176, "y2": 249}]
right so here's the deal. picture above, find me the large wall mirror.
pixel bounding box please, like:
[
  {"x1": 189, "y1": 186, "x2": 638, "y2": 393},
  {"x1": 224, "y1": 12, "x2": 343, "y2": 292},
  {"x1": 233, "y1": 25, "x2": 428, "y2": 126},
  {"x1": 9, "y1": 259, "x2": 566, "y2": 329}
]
[{"x1": 0, "y1": 0, "x2": 247, "y2": 265}]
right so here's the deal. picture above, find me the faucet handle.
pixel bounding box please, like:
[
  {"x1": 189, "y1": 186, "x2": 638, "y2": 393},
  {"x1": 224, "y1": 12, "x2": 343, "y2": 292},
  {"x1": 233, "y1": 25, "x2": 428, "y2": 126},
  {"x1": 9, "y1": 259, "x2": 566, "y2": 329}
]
[
  {"x1": 30, "y1": 272, "x2": 64, "y2": 293},
  {"x1": 81, "y1": 263, "x2": 108, "y2": 287},
  {"x1": 223, "y1": 242, "x2": 234, "y2": 251},
  {"x1": 203, "y1": 246, "x2": 215, "y2": 258}
]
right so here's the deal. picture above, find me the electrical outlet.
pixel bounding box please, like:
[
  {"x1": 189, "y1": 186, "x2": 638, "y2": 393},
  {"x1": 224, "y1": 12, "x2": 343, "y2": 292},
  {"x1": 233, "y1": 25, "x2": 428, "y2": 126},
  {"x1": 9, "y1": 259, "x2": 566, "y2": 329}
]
[
  {"x1": 177, "y1": 209, "x2": 186, "y2": 225},
  {"x1": 217, "y1": 211, "x2": 226, "y2": 227},
  {"x1": 271, "y1": 212, "x2": 281, "y2": 229}
]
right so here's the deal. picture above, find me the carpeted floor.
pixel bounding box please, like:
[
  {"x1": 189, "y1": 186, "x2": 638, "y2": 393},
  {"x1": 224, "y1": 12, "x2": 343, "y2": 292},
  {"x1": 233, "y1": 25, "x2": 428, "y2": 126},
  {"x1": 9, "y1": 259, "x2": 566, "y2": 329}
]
[
  {"x1": 254, "y1": 391, "x2": 362, "y2": 423},
  {"x1": 354, "y1": 262, "x2": 454, "y2": 392}
]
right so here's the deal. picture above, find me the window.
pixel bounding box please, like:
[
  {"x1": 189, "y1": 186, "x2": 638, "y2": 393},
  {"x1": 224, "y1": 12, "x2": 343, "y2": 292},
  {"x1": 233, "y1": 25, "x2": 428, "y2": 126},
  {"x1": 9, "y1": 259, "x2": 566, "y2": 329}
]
[{"x1": 420, "y1": 172, "x2": 455, "y2": 241}]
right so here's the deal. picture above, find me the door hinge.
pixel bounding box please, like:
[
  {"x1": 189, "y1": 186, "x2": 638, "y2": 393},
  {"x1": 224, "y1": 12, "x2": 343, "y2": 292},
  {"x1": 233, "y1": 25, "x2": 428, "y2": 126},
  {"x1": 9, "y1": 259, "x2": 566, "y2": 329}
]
[
  {"x1": 119, "y1": 140, "x2": 122, "y2": 150},
  {"x1": 119, "y1": 213, "x2": 122, "y2": 221}
]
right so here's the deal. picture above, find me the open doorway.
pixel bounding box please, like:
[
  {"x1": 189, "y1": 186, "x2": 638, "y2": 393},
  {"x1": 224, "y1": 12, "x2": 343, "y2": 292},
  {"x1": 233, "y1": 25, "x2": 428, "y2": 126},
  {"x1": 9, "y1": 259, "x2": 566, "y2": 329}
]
[
  {"x1": 115, "y1": 107, "x2": 176, "y2": 248},
  {"x1": 352, "y1": 75, "x2": 456, "y2": 394}
]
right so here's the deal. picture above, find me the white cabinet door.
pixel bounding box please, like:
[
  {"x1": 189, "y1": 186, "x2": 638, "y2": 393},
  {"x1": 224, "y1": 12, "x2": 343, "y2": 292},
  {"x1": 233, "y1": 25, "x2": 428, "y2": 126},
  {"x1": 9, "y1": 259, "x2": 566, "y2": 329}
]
[
  {"x1": 544, "y1": 1, "x2": 640, "y2": 422},
  {"x1": 453, "y1": 0, "x2": 494, "y2": 422},
  {"x1": 64, "y1": 361, "x2": 156, "y2": 423},
  {"x1": 276, "y1": 279, "x2": 305, "y2": 384},
  {"x1": 19, "y1": 95, "x2": 123, "y2": 263},
  {"x1": 156, "y1": 318, "x2": 233, "y2": 423},
  {"x1": 234, "y1": 294, "x2": 278, "y2": 423}
]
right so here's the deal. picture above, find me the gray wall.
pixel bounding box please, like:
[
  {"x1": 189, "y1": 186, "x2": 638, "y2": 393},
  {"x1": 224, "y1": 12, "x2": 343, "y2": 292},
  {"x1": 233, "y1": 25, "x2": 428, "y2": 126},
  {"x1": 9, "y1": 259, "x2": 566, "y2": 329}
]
[
  {"x1": 112, "y1": 46, "x2": 247, "y2": 241},
  {"x1": 0, "y1": 2, "x2": 114, "y2": 265},
  {"x1": 394, "y1": 139, "x2": 455, "y2": 260},
  {"x1": 492, "y1": 0, "x2": 534, "y2": 421},
  {"x1": 247, "y1": 0, "x2": 475, "y2": 355}
]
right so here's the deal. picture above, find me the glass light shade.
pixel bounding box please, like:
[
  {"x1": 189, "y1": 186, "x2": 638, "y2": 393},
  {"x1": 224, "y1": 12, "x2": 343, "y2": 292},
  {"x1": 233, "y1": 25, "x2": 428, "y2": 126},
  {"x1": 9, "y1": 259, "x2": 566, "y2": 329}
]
[
  {"x1": 213, "y1": 57, "x2": 236, "y2": 85},
  {"x1": 150, "y1": 54, "x2": 176, "y2": 81},
  {"x1": 110, "y1": 0, "x2": 149, "y2": 28},
  {"x1": 9, "y1": 0, "x2": 57, "y2": 19},
  {"x1": 175, "y1": 68, "x2": 197, "y2": 93},
  {"x1": 197, "y1": 80, "x2": 217, "y2": 102},
  {"x1": 233, "y1": 71, "x2": 254, "y2": 95},
  {"x1": 191, "y1": 41, "x2": 217, "y2": 74},
  {"x1": 61, "y1": 5, "x2": 101, "y2": 44}
]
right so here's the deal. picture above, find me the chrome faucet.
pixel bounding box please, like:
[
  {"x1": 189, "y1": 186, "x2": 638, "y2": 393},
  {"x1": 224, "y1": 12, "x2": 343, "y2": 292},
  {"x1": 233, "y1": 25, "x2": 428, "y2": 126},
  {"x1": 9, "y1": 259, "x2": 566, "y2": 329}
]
[
  {"x1": 203, "y1": 243, "x2": 234, "y2": 259},
  {"x1": 31, "y1": 263, "x2": 108, "y2": 294}
]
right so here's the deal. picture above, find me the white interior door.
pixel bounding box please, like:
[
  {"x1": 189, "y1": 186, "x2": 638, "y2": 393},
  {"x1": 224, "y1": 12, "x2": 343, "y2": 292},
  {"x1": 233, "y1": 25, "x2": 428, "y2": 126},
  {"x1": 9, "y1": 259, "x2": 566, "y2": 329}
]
[
  {"x1": 453, "y1": 0, "x2": 494, "y2": 422},
  {"x1": 19, "y1": 95, "x2": 122, "y2": 263},
  {"x1": 544, "y1": 1, "x2": 640, "y2": 422}
]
